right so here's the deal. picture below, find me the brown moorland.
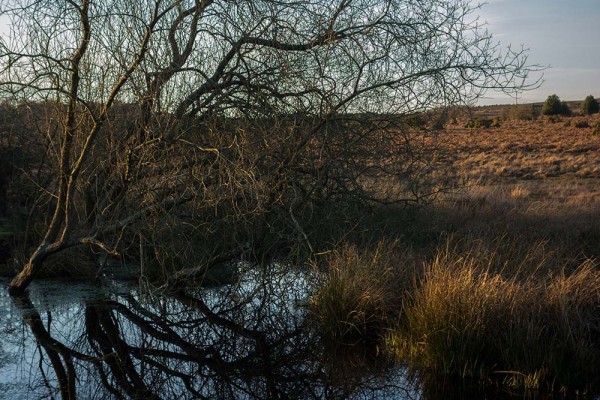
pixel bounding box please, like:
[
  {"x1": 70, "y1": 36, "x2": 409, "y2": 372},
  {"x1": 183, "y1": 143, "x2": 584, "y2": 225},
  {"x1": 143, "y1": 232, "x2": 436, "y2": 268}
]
[
  {"x1": 426, "y1": 104, "x2": 600, "y2": 262},
  {"x1": 445, "y1": 112, "x2": 600, "y2": 181},
  {"x1": 311, "y1": 101, "x2": 600, "y2": 393}
]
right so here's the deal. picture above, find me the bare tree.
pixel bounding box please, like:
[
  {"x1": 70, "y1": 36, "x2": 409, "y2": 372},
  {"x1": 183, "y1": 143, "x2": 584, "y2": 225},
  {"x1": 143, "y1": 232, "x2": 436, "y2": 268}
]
[{"x1": 0, "y1": 0, "x2": 539, "y2": 294}]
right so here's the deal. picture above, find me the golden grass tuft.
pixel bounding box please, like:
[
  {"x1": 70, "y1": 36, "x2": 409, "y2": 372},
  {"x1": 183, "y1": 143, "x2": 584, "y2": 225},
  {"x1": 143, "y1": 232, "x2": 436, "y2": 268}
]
[
  {"x1": 387, "y1": 240, "x2": 600, "y2": 392},
  {"x1": 309, "y1": 241, "x2": 409, "y2": 344}
]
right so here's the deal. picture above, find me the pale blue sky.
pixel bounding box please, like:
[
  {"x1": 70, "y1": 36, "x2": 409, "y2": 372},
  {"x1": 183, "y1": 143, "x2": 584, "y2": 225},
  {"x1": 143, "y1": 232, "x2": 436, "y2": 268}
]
[
  {"x1": 477, "y1": 0, "x2": 600, "y2": 105},
  {"x1": 1, "y1": 1, "x2": 598, "y2": 106}
]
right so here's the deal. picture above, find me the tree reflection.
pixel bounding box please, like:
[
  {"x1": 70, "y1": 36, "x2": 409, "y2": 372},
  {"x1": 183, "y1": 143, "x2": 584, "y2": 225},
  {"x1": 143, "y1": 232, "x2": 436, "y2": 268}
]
[{"x1": 10, "y1": 271, "x2": 411, "y2": 399}]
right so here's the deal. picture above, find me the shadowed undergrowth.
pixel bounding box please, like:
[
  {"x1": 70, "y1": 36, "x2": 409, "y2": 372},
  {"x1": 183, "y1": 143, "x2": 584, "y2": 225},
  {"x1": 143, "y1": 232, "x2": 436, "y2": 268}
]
[
  {"x1": 309, "y1": 235, "x2": 600, "y2": 394},
  {"x1": 309, "y1": 241, "x2": 408, "y2": 344}
]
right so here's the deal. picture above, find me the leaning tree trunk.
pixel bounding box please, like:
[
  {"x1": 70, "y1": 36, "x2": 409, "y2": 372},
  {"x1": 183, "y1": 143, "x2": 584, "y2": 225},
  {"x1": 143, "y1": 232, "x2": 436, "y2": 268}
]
[
  {"x1": 9, "y1": 247, "x2": 49, "y2": 294},
  {"x1": 8, "y1": 0, "x2": 91, "y2": 295},
  {"x1": 8, "y1": 200, "x2": 68, "y2": 294}
]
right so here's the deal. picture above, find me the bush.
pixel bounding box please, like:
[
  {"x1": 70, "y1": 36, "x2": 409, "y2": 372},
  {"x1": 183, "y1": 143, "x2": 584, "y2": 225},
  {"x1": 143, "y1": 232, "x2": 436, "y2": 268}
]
[
  {"x1": 560, "y1": 101, "x2": 572, "y2": 116},
  {"x1": 512, "y1": 104, "x2": 539, "y2": 121},
  {"x1": 465, "y1": 118, "x2": 493, "y2": 129},
  {"x1": 309, "y1": 241, "x2": 407, "y2": 344},
  {"x1": 542, "y1": 94, "x2": 571, "y2": 116},
  {"x1": 581, "y1": 95, "x2": 600, "y2": 115},
  {"x1": 548, "y1": 115, "x2": 562, "y2": 123},
  {"x1": 390, "y1": 242, "x2": 600, "y2": 391}
]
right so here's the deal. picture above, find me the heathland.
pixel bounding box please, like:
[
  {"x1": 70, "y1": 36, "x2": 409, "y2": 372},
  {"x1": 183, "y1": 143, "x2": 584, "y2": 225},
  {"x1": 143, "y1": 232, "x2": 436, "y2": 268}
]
[
  {"x1": 0, "y1": 2, "x2": 570, "y2": 397},
  {"x1": 310, "y1": 100, "x2": 600, "y2": 395},
  {"x1": 2, "y1": 100, "x2": 600, "y2": 395}
]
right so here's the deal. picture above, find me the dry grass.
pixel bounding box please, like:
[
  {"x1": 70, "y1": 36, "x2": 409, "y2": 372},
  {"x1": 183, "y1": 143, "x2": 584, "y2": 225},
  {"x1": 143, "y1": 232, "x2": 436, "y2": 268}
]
[
  {"x1": 310, "y1": 234, "x2": 600, "y2": 392},
  {"x1": 431, "y1": 178, "x2": 600, "y2": 265},
  {"x1": 423, "y1": 110, "x2": 600, "y2": 263},
  {"x1": 308, "y1": 241, "x2": 410, "y2": 344},
  {"x1": 387, "y1": 241, "x2": 600, "y2": 392},
  {"x1": 439, "y1": 113, "x2": 600, "y2": 182},
  {"x1": 311, "y1": 106, "x2": 600, "y2": 393}
]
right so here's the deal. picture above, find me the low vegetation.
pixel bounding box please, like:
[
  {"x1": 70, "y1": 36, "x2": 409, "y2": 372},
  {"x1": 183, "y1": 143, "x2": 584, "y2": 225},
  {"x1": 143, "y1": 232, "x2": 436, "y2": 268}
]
[
  {"x1": 390, "y1": 242, "x2": 600, "y2": 392},
  {"x1": 309, "y1": 241, "x2": 407, "y2": 344},
  {"x1": 309, "y1": 99, "x2": 600, "y2": 394},
  {"x1": 311, "y1": 234, "x2": 600, "y2": 393}
]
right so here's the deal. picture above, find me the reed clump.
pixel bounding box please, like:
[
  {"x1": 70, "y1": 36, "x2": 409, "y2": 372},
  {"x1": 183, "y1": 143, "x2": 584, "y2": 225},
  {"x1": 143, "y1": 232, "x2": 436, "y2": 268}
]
[
  {"x1": 310, "y1": 234, "x2": 600, "y2": 392},
  {"x1": 308, "y1": 241, "x2": 409, "y2": 344},
  {"x1": 388, "y1": 241, "x2": 600, "y2": 392}
]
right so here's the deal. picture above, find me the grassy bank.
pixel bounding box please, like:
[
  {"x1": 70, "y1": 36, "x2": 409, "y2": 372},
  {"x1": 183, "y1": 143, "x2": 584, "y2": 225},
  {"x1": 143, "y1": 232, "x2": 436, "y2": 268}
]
[
  {"x1": 309, "y1": 235, "x2": 600, "y2": 394},
  {"x1": 309, "y1": 111, "x2": 600, "y2": 394},
  {"x1": 309, "y1": 179, "x2": 600, "y2": 393},
  {"x1": 393, "y1": 241, "x2": 600, "y2": 392}
]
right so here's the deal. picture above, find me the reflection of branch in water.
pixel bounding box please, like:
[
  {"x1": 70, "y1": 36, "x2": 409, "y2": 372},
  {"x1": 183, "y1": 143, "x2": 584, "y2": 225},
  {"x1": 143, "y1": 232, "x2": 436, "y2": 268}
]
[
  {"x1": 172, "y1": 289, "x2": 308, "y2": 398},
  {"x1": 12, "y1": 295, "x2": 83, "y2": 400},
  {"x1": 110, "y1": 289, "x2": 321, "y2": 398},
  {"x1": 11, "y1": 285, "x2": 324, "y2": 398},
  {"x1": 11, "y1": 284, "x2": 409, "y2": 399},
  {"x1": 85, "y1": 305, "x2": 161, "y2": 399}
]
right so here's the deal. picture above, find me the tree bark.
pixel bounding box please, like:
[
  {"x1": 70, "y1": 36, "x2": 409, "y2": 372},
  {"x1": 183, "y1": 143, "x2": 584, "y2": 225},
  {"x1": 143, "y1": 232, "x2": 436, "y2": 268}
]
[{"x1": 8, "y1": 248, "x2": 46, "y2": 294}]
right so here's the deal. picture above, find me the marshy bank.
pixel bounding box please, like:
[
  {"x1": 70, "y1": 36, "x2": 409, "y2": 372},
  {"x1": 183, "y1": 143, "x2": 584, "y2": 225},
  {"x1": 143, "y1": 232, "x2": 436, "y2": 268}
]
[
  {"x1": 3, "y1": 111, "x2": 600, "y2": 397},
  {"x1": 309, "y1": 236, "x2": 600, "y2": 395},
  {"x1": 0, "y1": 0, "x2": 596, "y2": 396}
]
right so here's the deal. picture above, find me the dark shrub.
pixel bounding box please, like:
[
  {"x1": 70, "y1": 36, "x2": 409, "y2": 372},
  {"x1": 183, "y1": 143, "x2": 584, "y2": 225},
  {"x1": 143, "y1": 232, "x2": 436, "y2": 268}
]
[
  {"x1": 511, "y1": 104, "x2": 539, "y2": 121},
  {"x1": 542, "y1": 95, "x2": 561, "y2": 115},
  {"x1": 548, "y1": 115, "x2": 561, "y2": 123},
  {"x1": 581, "y1": 95, "x2": 599, "y2": 115},
  {"x1": 542, "y1": 95, "x2": 571, "y2": 116},
  {"x1": 465, "y1": 118, "x2": 492, "y2": 129}
]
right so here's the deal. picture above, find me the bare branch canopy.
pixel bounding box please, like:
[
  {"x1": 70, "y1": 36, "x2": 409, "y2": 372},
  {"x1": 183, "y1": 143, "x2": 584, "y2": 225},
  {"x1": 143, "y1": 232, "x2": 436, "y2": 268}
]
[{"x1": 0, "y1": 0, "x2": 540, "y2": 293}]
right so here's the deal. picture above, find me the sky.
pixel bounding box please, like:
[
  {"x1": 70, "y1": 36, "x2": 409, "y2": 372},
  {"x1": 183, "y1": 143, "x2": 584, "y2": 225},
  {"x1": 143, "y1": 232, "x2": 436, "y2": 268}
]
[
  {"x1": 476, "y1": 0, "x2": 600, "y2": 105},
  {"x1": 1, "y1": 1, "x2": 598, "y2": 106}
]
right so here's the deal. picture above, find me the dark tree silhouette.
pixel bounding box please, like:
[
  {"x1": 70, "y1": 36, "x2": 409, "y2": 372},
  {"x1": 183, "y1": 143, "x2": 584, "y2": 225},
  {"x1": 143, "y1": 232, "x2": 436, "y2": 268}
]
[
  {"x1": 581, "y1": 95, "x2": 599, "y2": 115},
  {"x1": 0, "y1": 0, "x2": 539, "y2": 293}
]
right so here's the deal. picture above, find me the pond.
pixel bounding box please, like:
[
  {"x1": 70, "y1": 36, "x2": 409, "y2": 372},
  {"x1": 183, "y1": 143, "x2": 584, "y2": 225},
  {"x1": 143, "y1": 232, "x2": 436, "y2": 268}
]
[{"x1": 0, "y1": 268, "x2": 577, "y2": 399}]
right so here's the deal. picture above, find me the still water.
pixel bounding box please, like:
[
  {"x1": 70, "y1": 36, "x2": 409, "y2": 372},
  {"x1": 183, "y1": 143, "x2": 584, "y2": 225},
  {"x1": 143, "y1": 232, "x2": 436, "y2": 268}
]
[
  {"x1": 0, "y1": 267, "x2": 562, "y2": 399},
  {"x1": 0, "y1": 266, "x2": 419, "y2": 399}
]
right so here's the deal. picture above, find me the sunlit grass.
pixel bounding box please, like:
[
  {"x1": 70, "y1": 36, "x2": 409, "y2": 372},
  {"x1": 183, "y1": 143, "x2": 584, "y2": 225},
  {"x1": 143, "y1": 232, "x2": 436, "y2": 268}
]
[
  {"x1": 384, "y1": 240, "x2": 600, "y2": 392},
  {"x1": 308, "y1": 224, "x2": 600, "y2": 392},
  {"x1": 308, "y1": 241, "x2": 408, "y2": 344}
]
